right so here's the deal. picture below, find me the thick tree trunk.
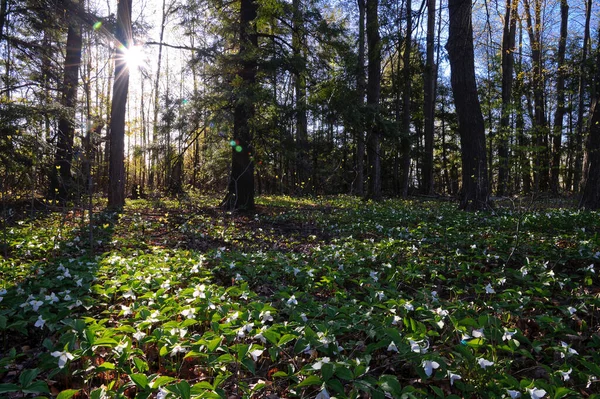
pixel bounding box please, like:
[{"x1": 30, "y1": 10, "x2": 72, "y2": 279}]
[
  {"x1": 496, "y1": 0, "x2": 517, "y2": 196},
  {"x1": 550, "y1": 0, "x2": 568, "y2": 194},
  {"x1": 399, "y1": 0, "x2": 412, "y2": 198},
  {"x1": 446, "y1": 0, "x2": 490, "y2": 210},
  {"x1": 574, "y1": 0, "x2": 592, "y2": 193},
  {"x1": 222, "y1": 0, "x2": 258, "y2": 210},
  {"x1": 523, "y1": 0, "x2": 549, "y2": 192},
  {"x1": 355, "y1": 0, "x2": 366, "y2": 196},
  {"x1": 107, "y1": 0, "x2": 132, "y2": 208},
  {"x1": 366, "y1": 0, "x2": 381, "y2": 200},
  {"x1": 580, "y1": 30, "x2": 600, "y2": 210},
  {"x1": 50, "y1": 5, "x2": 83, "y2": 202},
  {"x1": 422, "y1": 0, "x2": 436, "y2": 195},
  {"x1": 293, "y1": 0, "x2": 309, "y2": 194}
]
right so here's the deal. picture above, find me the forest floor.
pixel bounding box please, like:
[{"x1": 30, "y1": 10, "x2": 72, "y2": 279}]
[{"x1": 0, "y1": 194, "x2": 599, "y2": 399}]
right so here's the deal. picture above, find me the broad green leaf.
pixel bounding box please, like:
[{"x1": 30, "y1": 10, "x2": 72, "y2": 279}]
[
  {"x1": 19, "y1": 368, "x2": 39, "y2": 387},
  {"x1": 553, "y1": 387, "x2": 574, "y2": 399},
  {"x1": 296, "y1": 375, "x2": 322, "y2": 388},
  {"x1": 22, "y1": 381, "x2": 50, "y2": 394},
  {"x1": 321, "y1": 362, "x2": 334, "y2": 381},
  {"x1": 278, "y1": 334, "x2": 297, "y2": 346},
  {"x1": 56, "y1": 389, "x2": 80, "y2": 399},
  {"x1": 96, "y1": 362, "x2": 116, "y2": 371},
  {"x1": 130, "y1": 373, "x2": 149, "y2": 389},
  {"x1": 378, "y1": 375, "x2": 402, "y2": 397},
  {"x1": 334, "y1": 366, "x2": 354, "y2": 381},
  {"x1": 0, "y1": 383, "x2": 20, "y2": 394},
  {"x1": 150, "y1": 376, "x2": 176, "y2": 388},
  {"x1": 133, "y1": 357, "x2": 149, "y2": 373},
  {"x1": 206, "y1": 336, "x2": 222, "y2": 352}
]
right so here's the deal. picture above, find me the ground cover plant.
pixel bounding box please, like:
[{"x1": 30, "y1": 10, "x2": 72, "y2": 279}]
[{"x1": 0, "y1": 194, "x2": 599, "y2": 399}]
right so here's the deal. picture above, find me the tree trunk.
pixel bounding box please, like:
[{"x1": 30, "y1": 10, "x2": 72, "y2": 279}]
[
  {"x1": 293, "y1": 0, "x2": 309, "y2": 194},
  {"x1": 550, "y1": 0, "x2": 568, "y2": 194},
  {"x1": 355, "y1": 0, "x2": 366, "y2": 196},
  {"x1": 222, "y1": 0, "x2": 258, "y2": 210},
  {"x1": 496, "y1": 0, "x2": 517, "y2": 196},
  {"x1": 366, "y1": 0, "x2": 381, "y2": 200},
  {"x1": 523, "y1": 0, "x2": 548, "y2": 192},
  {"x1": 399, "y1": 0, "x2": 412, "y2": 198},
  {"x1": 579, "y1": 28, "x2": 600, "y2": 210},
  {"x1": 50, "y1": 3, "x2": 83, "y2": 202},
  {"x1": 574, "y1": 0, "x2": 592, "y2": 193},
  {"x1": 107, "y1": 0, "x2": 132, "y2": 208},
  {"x1": 446, "y1": 0, "x2": 490, "y2": 210},
  {"x1": 422, "y1": 0, "x2": 436, "y2": 195}
]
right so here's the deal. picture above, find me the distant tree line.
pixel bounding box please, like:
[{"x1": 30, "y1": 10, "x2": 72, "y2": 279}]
[{"x1": 0, "y1": 0, "x2": 599, "y2": 210}]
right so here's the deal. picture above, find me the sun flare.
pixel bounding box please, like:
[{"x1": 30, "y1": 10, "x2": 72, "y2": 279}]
[{"x1": 122, "y1": 45, "x2": 143, "y2": 70}]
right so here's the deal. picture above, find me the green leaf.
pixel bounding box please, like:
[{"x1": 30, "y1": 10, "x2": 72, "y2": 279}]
[
  {"x1": 321, "y1": 362, "x2": 335, "y2": 381},
  {"x1": 0, "y1": 315, "x2": 7, "y2": 329},
  {"x1": 21, "y1": 381, "x2": 50, "y2": 394},
  {"x1": 334, "y1": 366, "x2": 354, "y2": 381},
  {"x1": 431, "y1": 385, "x2": 444, "y2": 397},
  {"x1": 19, "y1": 368, "x2": 39, "y2": 387},
  {"x1": 553, "y1": 387, "x2": 574, "y2": 399},
  {"x1": 206, "y1": 336, "x2": 222, "y2": 352},
  {"x1": 0, "y1": 383, "x2": 20, "y2": 394},
  {"x1": 176, "y1": 380, "x2": 191, "y2": 399},
  {"x1": 150, "y1": 376, "x2": 176, "y2": 388},
  {"x1": 262, "y1": 329, "x2": 280, "y2": 346},
  {"x1": 296, "y1": 375, "x2": 323, "y2": 388},
  {"x1": 326, "y1": 378, "x2": 345, "y2": 395},
  {"x1": 96, "y1": 362, "x2": 116, "y2": 371},
  {"x1": 133, "y1": 357, "x2": 149, "y2": 373},
  {"x1": 278, "y1": 334, "x2": 297, "y2": 346},
  {"x1": 93, "y1": 337, "x2": 119, "y2": 347},
  {"x1": 56, "y1": 389, "x2": 80, "y2": 399},
  {"x1": 130, "y1": 373, "x2": 149, "y2": 390},
  {"x1": 241, "y1": 357, "x2": 256, "y2": 374},
  {"x1": 378, "y1": 375, "x2": 402, "y2": 397}
]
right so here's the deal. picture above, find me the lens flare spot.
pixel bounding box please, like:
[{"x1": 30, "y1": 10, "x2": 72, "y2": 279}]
[
  {"x1": 93, "y1": 21, "x2": 102, "y2": 30},
  {"x1": 229, "y1": 140, "x2": 236, "y2": 147},
  {"x1": 235, "y1": 145, "x2": 243, "y2": 152}
]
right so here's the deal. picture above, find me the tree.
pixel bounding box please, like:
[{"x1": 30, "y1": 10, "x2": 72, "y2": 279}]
[
  {"x1": 421, "y1": 0, "x2": 436, "y2": 195},
  {"x1": 496, "y1": 0, "x2": 517, "y2": 196},
  {"x1": 355, "y1": 0, "x2": 366, "y2": 196},
  {"x1": 222, "y1": 0, "x2": 258, "y2": 210},
  {"x1": 366, "y1": 0, "x2": 381, "y2": 200},
  {"x1": 550, "y1": 0, "x2": 568, "y2": 194},
  {"x1": 446, "y1": 0, "x2": 490, "y2": 210},
  {"x1": 579, "y1": 29, "x2": 600, "y2": 210},
  {"x1": 398, "y1": 0, "x2": 412, "y2": 198},
  {"x1": 49, "y1": 0, "x2": 83, "y2": 202},
  {"x1": 107, "y1": 0, "x2": 133, "y2": 208}
]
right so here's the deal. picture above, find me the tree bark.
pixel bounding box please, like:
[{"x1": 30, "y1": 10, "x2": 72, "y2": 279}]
[
  {"x1": 107, "y1": 0, "x2": 132, "y2": 208},
  {"x1": 222, "y1": 0, "x2": 258, "y2": 210},
  {"x1": 422, "y1": 0, "x2": 436, "y2": 195},
  {"x1": 446, "y1": 0, "x2": 490, "y2": 210},
  {"x1": 399, "y1": 0, "x2": 412, "y2": 198},
  {"x1": 574, "y1": 0, "x2": 592, "y2": 193},
  {"x1": 579, "y1": 27, "x2": 600, "y2": 210},
  {"x1": 523, "y1": 0, "x2": 548, "y2": 192},
  {"x1": 366, "y1": 0, "x2": 381, "y2": 200},
  {"x1": 550, "y1": 0, "x2": 568, "y2": 194},
  {"x1": 49, "y1": 1, "x2": 83, "y2": 202},
  {"x1": 355, "y1": 0, "x2": 366, "y2": 196},
  {"x1": 496, "y1": 0, "x2": 517, "y2": 196},
  {"x1": 293, "y1": 0, "x2": 309, "y2": 194}
]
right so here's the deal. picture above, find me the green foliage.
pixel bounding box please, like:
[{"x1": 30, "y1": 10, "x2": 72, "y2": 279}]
[{"x1": 0, "y1": 196, "x2": 598, "y2": 398}]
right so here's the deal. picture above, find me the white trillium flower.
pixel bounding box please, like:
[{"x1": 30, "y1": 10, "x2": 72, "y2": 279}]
[
  {"x1": 392, "y1": 315, "x2": 402, "y2": 325},
  {"x1": 485, "y1": 283, "x2": 495, "y2": 294},
  {"x1": 45, "y1": 292, "x2": 59, "y2": 303},
  {"x1": 422, "y1": 360, "x2": 440, "y2": 377},
  {"x1": 287, "y1": 295, "x2": 298, "y2": 306},
  {"x1": 477, "y1": 358, "x2": 494, "y2": 369},
  {"x1": 170, "y1": 344, "x2": 188, "y2": 357},
  {"x1": 409, "y1": 339, "x2": 429, "y2": 354},
  {"x1": 121, "y1": 305, "x2": 132, "y2": 316},
  {"x1": 502, "y1": 329, "x2": 517, "y2": 341},
  {"x1": 34, "y1": 315, "x2": 45, "y2": 328},
  {"x1": 51, "y1": 350, "x2": 74, "y2": 368},
  {"x1": 404, "y1": 302, "x2": 414, "y2": 311},
  {"x1": 560, "y1": 341, "x2": 578, "y2": 357},
  {"x1": 387, "y1": 342, "x2": 399, "y2": 353},
  {"x1": 315, "y1": 388, "x2": 331, "y2": 399},
  {"x1": 193, "y1": 284, "x2": 206, "y2": 298},
  {"x1": 506, "y1": 390, "x2": 522, "y2": 398},
  {"x1": 448, "y1": 371, "x2": 462, "y2": 385},
  {"x1": 181, "y1": 308, "x2": 196, "y2": 319},
  {"x1": 312, "y1": 357, "x2": 330, "y2": 370},
  {"x1": 472, "y1": 328, "x2": 485, "y2": 338},
  {"x1": 369, "y1": 271, "x2": 378, "y2": 282},
  {"x1": 559, "y1": 368, "x2": 572, "y2": 381},
  {"x1": 261, "y1": 311, "x2": 273, "y2": 323},
  {"x1": 376, "y1": 291, "x2": 385, "y2": 300},
  {"x1": 30, "y1": 300, "x2": 44, "y2": 312},
  {"x1": 133, "y1": 331, "x2": 146, "y2": 341},
  {"x1": 157, "y1": 388, "x2": 169, "y2": 399},
  {"x1": 526, "y1": 387, "x2": 546, "y2": 399},
  {"x1": 249, "y1": 348, "x2": 264, "y2": 361},
  {"x1": 300, "y1": 313, "x2": 308, "y2": 322},
  {"x1": 567, "y1": 306, "x2": 576, "y2": 315}
]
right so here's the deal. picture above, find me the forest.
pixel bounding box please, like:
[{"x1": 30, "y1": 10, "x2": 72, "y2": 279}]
[{"x1": 1, "y1": 0, "x2": 600, "y2": 397}]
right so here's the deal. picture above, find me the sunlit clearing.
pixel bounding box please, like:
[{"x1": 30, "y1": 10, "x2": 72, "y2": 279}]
[{"x1": 123, "y1": 45, "x2": 143, "y2": 70}]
